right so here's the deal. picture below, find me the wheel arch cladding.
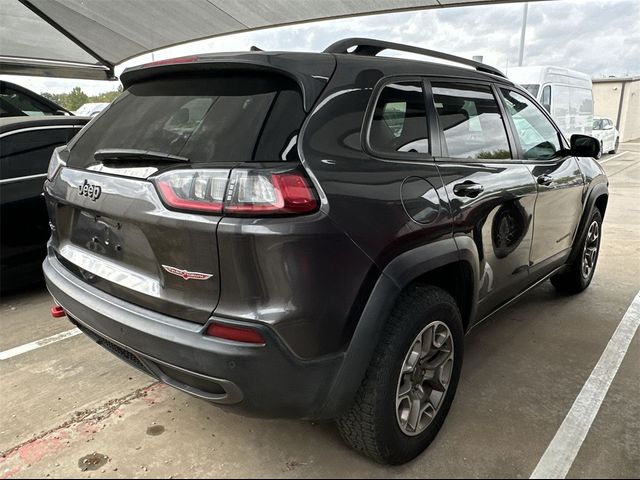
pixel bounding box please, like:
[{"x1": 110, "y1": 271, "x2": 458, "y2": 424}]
[{"x1": 316, "y1": 238, "x2": 478, "y2": 419}]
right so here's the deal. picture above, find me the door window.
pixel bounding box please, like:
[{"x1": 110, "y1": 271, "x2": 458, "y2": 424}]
[
  {"x1": 500, "y1": 89, "x2": 562, "y2": 160},
  {"x1": 0, "y1": 128, "x2": 75, "y2": 180},
  {"x1": 432, "y1": 83, "x2": 511, "y2": 160},
  {"x1": 368, "y1": 81, "x2": 429, "y2": 155}
]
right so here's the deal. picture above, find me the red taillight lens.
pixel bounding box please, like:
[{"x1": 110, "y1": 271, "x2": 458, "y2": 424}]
[
  {"x1": 224, "y1": 169, "x2": 318, "y2": 215},
  {"x1": 205, "y1": 322, "x2": 265, "y2": 344},
  {"x1": 156, "y1": 169, "x2": 228, "y2": 213},
  {"x1": 51, "y1": 305, "x2": 66, "y2": 318},
  {"x1": 154, "y1": 167, "x2": 318, "y2": 216}
]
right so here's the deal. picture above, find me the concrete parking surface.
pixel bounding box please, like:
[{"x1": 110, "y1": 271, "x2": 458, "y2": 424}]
[{"x1": 1, "y1": 144, "x2": 639, "y2": 479}]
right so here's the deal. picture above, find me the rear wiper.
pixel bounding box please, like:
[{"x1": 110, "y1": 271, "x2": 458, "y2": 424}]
[{"x1": 94, "y1": 148, "x2": 189, "y2": 163}]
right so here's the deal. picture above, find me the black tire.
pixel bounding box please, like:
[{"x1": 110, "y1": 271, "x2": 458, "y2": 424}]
[
  {"x1": 336, "y1": 285, "x2": 464, "y2": 465},
  {"x1": 609, "y1": 138, "x2": 619, "y2": 154},
  {"x1": 551, "y1": 208, "x2": 602, "y2": 294}
]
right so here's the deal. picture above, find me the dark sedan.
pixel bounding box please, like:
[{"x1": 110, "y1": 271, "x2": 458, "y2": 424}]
[{"x1": 1, "y1": 115, "x2": 90, "y2": 292}]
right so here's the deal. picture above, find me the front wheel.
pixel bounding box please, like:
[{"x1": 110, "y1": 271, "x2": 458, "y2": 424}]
[
  {"x1": 551, "y1": 208, "x2": 602, "y2": 294},
  {"x1": 336, "y1": 285, "x2": 463, "y2": 464}
]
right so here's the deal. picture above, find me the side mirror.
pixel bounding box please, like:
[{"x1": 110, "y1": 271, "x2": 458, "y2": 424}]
[
  {"x1": 604, "y1": 124, "x2": 614, "y2": 130},
  {"x1": 570, "y1": 134, "x2": 601, "y2": 159}
]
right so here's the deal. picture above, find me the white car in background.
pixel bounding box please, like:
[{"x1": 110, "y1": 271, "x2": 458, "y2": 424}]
[
  {"x1": 74, "y1": 102, "x2": 109, "y2": 117},
  {"x1": 592, "y1": 117, "x2": 619, "y2": 155},
  {"x1": 507, "y1": 66, "x2": 593, "y2": 139}
]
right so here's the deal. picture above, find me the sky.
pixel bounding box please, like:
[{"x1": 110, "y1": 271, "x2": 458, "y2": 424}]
[{"x1": 2, "y1": 0, "x2": 638, "y2": 96}]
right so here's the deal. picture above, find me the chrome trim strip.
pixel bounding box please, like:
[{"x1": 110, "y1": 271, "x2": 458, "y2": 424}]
[
  {"x1": 0, "y1": 124, "x2": 83, "y2": 138},
  {"x1": 0, "y1": 56, "x2": 110, "y2": 71},
  {"x1": 0, "y1": 173, "x2": 47, "y2": 185}
]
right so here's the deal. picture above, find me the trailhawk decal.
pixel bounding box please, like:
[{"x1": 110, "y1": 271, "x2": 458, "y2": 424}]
[{"x1": 162, "y1": 265, "x2": 213, "y2": 281}]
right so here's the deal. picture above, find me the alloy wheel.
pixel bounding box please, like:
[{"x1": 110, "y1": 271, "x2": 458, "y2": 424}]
[
  {"x1": 581, "y1": 220, "x2": 600, "y2": 279},
  {"x1": 395, "y1": 321, "x2": 454, "y2": 436}
]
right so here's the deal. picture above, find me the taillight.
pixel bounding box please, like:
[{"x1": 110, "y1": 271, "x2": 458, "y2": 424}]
[
  {"x1": 47, "y1": 146, "x2": 67, "y2": 181},
  {"x1": 156, "y1": 169, "x2": 228, "y2": 213},
  {"x1": 154, "y1": 167, "x2": 318, "y2": 216},
  {"x1": 205, "y1": 322, "x2": 265, "y2": 344}
]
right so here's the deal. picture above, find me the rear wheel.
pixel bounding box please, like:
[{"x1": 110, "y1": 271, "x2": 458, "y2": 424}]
[
  {"x1": 336, "y1": 285, "x2": 463, "y2": 464},
  {"x1": 551, "y1": 208, "x2": 602, "y2": 294},
  {"x1": 609, "y1": 138, "x2": 619, "y2": 154}
]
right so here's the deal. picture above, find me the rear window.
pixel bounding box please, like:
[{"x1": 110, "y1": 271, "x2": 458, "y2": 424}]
[
  {"x1": 368, "y1": 81, "x2": 429, "y2": 155},
  {"x1": 68, "y1": 72, "x2": 306, "y2": 168}
]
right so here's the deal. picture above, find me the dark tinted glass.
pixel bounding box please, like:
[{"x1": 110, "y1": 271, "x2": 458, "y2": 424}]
[
  {"x1": 0, "y1": 128, "x2": 76, "y2": 180},
  {"x1": 0, "y1": 86, "x2": 57, "y2": 116},
  {"x1": 500, "y1": 88, "x2": 561, "y2": 160},
  {"x1": 522, "y1": 84, "x2": 540, "y2": 97},
  {"x1": 369, "y1": 81, "x2": 429, "y2": 155},
  {"x1": 432, "y1": 83, "x2": 511, "y2": 160},
  {"x1": 68, "y1": 73, "x2": 305, "y2": 168}
]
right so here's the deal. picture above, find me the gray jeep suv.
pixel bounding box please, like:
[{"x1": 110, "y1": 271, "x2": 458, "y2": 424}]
[{"x1": 43, "y1": 38, "x2": 608, "y2": 464}]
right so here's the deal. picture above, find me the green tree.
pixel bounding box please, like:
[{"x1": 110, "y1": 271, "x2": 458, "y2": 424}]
[
  {"x1": 89, "y1": 85, "x2": 122, "y2": 103},
  {"x1": 65, "y1": 86, "x2": 89, "y2": 111},
  {"x1": 40, "y1": 91, "x2": 65, "y2": 105},
  {"x1": 40, "y1": 85, "x2": 122, "y2": 112}
]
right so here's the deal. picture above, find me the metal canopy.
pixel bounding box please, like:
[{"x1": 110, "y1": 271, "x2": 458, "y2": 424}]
[{"x1": 1, "y1": 0, "x2": 535, "y2": 80}]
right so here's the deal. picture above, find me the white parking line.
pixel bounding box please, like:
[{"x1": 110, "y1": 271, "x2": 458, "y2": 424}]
[
  {"x1": 599, "y1": 151, "x2": 629, "y2": 164},
  {"x1": 530, "y1": 291, "x2": 640, "y2": 479},
  {"x1": 0, "y1": 328, "x2": 81, "y2": 361}
]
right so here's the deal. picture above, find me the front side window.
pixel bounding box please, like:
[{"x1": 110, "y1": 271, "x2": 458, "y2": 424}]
[
  {"x1": 369, "y1": 81, "x2": 429, "y2": 155},
  {"x1": 500, "y1": 88, "x2": 561, "y2": 160},
  {"x1": 432, "y1": 83, "x2": 511, "y2": 160}
]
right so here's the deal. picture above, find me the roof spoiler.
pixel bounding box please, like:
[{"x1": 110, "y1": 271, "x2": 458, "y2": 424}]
[{"x1": 119, "y1": 54, "x2": 335, "y2": 112}]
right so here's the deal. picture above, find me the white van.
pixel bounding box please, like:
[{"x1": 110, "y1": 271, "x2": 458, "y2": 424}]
[{"x1": 506, "y1": 66, "x2": 593, "y2": 138}]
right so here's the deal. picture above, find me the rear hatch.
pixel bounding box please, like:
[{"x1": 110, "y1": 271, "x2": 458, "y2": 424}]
[{"x1": 46, "y1": 61, "x2": 329, "y2": 324}]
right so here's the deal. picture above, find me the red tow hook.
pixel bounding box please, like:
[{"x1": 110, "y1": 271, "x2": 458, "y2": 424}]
[{"x1": 51, "y1": 305, "x2": 66, "y2": 318}]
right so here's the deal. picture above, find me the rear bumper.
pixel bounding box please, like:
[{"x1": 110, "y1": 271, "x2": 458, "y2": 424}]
[{"x1": 43, "y1": 252, "x2": 344, "y2": 419}]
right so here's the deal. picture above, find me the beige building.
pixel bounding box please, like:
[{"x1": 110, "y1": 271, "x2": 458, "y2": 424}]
[{"x1": 592, "y1": 77, "x2": 640, "y2": 142}]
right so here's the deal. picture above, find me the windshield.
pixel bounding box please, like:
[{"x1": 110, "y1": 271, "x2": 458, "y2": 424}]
[
  {"x1": 521, "y1": 84, "x2": 540, "y2": 97},
  {"x1": 68, "y1": 72, "x2": 306, "y2": 169},
  {"x1": 592, "y1": 119, "x2": 605, "y2": 130}
]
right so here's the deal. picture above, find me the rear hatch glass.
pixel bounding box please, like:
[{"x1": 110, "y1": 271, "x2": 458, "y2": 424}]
[
  {"x1": 69, "y1": 72, "x2": 306, "y2": 169},
  {"x1": 52, "y1": 71, "x2": 306, "y2": 323}
]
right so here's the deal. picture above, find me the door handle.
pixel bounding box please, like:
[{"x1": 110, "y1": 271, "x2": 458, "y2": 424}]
[
  {"x1": 537, "y1": 174, "x2": 553, "y2": 186},
  {"x1": 453, "y1": 181, "x2": 484, "y2": 198}
]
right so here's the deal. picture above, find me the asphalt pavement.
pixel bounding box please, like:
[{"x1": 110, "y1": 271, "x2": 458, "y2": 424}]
[{"x1": 1, "y1": 144, "x2": 639, "y2": 478}]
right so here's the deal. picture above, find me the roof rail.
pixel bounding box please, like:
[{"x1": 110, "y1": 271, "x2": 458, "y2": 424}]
[{"x1": 323, "y1": 37, "x2": 506, "y2": 79}]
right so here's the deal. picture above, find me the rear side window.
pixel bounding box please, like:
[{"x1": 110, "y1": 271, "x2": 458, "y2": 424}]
[
  {"x1": 0, "y1": 85, "x2": 58, "y2": 117},
  {"x1": 1, "y1": 127, "x2": 78, "y2": 180},
  {"x1": 432, "y1": 83, "x2": 511, "y2": 160},
  {"x1": 68, "y1": 72, "x2": 305, "y2": 168},
  {"x1": 368, "y1": 81, "x2": 429, "y2": 155}
]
